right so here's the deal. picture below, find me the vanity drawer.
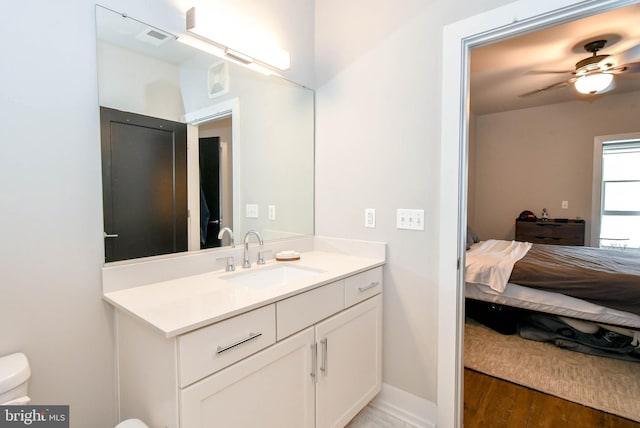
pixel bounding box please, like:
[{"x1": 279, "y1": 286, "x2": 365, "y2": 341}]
[
  {"x1": 276, "y1": 280, "x2": 344, "y2": 340},
  {"x1": 178, "y1": 304, "x2": 276, "y2": 387},
  {"x1": 344, "y1": 267, "x2": 383, "y2": 307}
]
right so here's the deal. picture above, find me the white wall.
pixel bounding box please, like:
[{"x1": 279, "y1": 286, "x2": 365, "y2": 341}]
[
  {"x1": 0, "y1": 1, "x2": 313, "y2": 427},
  {"x1": 314, "y1": 0, "x2": 516, "y2": 404},
  {"x1": 470, "y1": 90, "x2": 640, "y2": 243},
  {"x1": 97, "y1": 41, "x2": 184, "y2": 122},
  {"x1": 0, "y1": 1, "x2": 115, "y2": 426}
]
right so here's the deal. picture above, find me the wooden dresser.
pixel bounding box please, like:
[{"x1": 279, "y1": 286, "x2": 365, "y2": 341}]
[{"x1": 515, "y1": 219, "x2": 585, "y2": 246}]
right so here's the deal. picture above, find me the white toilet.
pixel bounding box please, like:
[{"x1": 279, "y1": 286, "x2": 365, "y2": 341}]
[
  {"x1": 0, "y1": 352, "x2": 148, "y2": 428},
  {"x1": 115, "y1": 418, "x2": 149, "y2": 428},
  {"x1": 0, "y1": 352, "x2": 31, "y2": 405}
]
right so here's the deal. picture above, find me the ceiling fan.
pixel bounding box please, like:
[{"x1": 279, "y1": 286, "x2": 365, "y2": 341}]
[{"x1": 520, "y1": 39, "x2": 640, "y2": 97}]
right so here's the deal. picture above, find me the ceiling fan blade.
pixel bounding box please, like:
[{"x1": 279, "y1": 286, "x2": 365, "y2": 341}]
[
  {"x1": 526, "y1": 69, "x2": 574, "y2": 75},
  {"x1": 518, "y1": 81, "x2": 568, "y2": 98},
  {"x1": 605, "y1": 43, "x2": 640, "y2": 68},
  {"x1": 621, "y1": 61, "x2": 640, "y2": 74},
  {"x1": 601, "y1": 62, "x2": 640, "y2": 74}
]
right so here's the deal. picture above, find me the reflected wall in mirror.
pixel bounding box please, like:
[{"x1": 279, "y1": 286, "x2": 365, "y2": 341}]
[{"x1": 95, "y1": 5, "x2": 314, "y2": 263}]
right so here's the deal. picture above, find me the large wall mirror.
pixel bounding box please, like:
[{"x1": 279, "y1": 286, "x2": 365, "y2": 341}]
[{"x1": 95, "y1": 5, "x2": 314, "y2": 263}]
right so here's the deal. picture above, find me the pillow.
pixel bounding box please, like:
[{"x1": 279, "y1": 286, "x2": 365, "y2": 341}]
[{"x1": 466, "y1": 226, "x2": 480, "y2": 250}]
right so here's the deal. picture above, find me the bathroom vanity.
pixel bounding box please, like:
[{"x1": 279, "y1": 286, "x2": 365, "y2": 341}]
[{"x1": 104, "y1": 249, "x2": 383, "y2": 428}]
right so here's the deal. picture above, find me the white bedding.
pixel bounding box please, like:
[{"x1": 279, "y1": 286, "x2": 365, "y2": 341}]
[
  {"x1": 465, "y1": 239, "x2": 531, "y2": 293},
  {"x1": 464, "y1": 239, "x2": 640, "y2": 329}
]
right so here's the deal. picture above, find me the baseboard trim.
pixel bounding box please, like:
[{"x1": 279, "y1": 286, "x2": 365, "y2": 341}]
[{"x1": 369, "y1": 383, "x2": 437, "y2": 428}]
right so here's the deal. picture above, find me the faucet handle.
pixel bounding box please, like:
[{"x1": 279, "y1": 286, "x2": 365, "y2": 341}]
[{"x1": 217, "y1": 256, "x2": 235, "y2": 272}]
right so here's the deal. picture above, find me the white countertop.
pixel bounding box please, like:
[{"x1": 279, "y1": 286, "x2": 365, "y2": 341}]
[{"x1": 103, "y1": 251, "x2": 384, "y2": 337}]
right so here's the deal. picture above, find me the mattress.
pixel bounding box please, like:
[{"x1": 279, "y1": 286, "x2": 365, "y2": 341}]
[{"x1": 466, "y1": 281, "x2": 640, "y2": 329}]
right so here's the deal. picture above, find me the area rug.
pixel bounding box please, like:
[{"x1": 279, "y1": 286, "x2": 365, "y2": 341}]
[{"x1": 464, "y1": 319, "x2": 640, "y2": 422}]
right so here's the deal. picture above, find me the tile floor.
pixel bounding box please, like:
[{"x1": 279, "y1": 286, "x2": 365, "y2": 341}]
[{"x1": 346, "y1": 405, "x2": 416, "y2": 428}]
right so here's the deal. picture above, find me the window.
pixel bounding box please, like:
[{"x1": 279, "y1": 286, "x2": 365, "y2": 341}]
[{"x1": 599, "y1": 141, "x2": 640, "y2": 250}]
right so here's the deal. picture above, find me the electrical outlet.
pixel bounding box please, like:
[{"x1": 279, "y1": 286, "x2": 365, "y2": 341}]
[
  {"x1": 246, "y1": 204, "x2": 259, "y2": 218},
  {"x1": 397, "y1": 209, "x2": 425, "y2": 230},
  {"x1": 365, "y1": 208, "x2": 376, "y2": 228},
  {"x1": 268, "y1": 205, "x2": 276, "y2": 221},
  {"x1": 562, "y1": 200, "x2": 568, "y2": 209}
]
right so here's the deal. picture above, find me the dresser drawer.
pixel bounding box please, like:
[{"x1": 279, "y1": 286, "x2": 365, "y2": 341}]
[
  {"x1": 344, "y1": 267, "x2": 383, "y2": 307},
  {"x1": 178, "y1": 304, "x2": 276, "y2": 387},
  {"x1": 515, "y1": 220, "x2": 584, "y2": 246},
  {"x1": 276, "y1": 280, "x2": 344, "y2": 340}
]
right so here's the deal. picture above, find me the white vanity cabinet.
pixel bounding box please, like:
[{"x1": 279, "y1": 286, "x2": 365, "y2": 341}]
[
  {"x1": 115, "y1": 266, "x2": 382, "y2": 428},
  {"x1": 315, "y1": 295, "x2": 382, "y2": 428},
  {"x1": 181, "y1": 327, "x2": 316, "y2": 428}
]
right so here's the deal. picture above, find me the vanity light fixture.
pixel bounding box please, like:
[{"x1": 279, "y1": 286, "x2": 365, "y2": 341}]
[
  {"x1": 176, "y1": 35, "x2": 225, "y2": 58},
  {"x1": 223, "y1": 48, "x2": 252, "y2": 65},
  {"x1": 574, "y1": 72, "x2": 614, "y2": 95},
  {"x1": 176, "y1": 35, "x2": 273, "y2": 76},
  {"x1": 185, "y1": 6, "x2": 290, "y2": 72}
]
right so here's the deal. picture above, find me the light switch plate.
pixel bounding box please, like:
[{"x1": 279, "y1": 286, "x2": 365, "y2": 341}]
[
  {"x1": 397, "y1": 208, "x2": 425, "y2": 230},
  {"x1": 268, "y1": 205, "x2": 276, "y2": 221},
  {"x1": 246, "y1": 204, "x2": 259, "y2": 218},
  {"x1": 365, "y1": 208, "x2": 376, "y2": 228}
]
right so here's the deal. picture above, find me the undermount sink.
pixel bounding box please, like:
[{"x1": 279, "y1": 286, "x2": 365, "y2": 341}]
[{"x1": 221, "y1": 264, "x2": 325, "y2": 290}]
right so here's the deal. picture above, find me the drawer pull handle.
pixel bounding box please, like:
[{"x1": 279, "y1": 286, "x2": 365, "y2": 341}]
[
  {"x1": 310, "y1": 342, "x2": 318, "y2": 382},
  {"x1": 320, "y1": 338, "x2": 328, "y2": 376},
  {"x1": 358, "y1": 281, "x2": 379, "y2": 292},
  {"x1": 216, "y1": 332, "x2": 262, "y2": 354}
]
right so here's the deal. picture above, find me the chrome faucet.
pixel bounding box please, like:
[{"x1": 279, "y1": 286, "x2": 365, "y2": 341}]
[
  {"x1": 242, "y1": 230, "x2": 265, "y2": 268},
  {"x1": 217, "y1": 227, "x2": 235, "y2": 271},
  {"x1": 217, "y1": 227, "x2": 235, "y2": 247}
]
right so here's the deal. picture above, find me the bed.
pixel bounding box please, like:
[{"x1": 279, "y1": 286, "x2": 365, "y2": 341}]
[{"x1": 465, "y1": 239, "x2": 640, "y2": 330}]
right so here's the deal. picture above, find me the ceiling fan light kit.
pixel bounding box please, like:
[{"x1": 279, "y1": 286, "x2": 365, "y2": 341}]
[
  {"x1": 574, "y1": 72, "x2": 614, "y2": 94},
  {"x1": 520, "y1": 38, "x2": 639, "y2": 99},
  {"x1": 573, "y1": 40, "x2": 614, "y2": 95}
]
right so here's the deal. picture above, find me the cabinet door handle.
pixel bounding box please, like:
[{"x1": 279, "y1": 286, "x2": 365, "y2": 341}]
[
  {"x1": 216, "y1": 332, "x2": 262, "y2": 354},
  {"x1": 320, "y1": 338, "x2": 328, "y2": 376},
  {"x1": 358, "y1": 281, "x2": 379, "y2": 292},
  {"x1": 310, "y1": 342, "x2": 318, "y2": 382}
]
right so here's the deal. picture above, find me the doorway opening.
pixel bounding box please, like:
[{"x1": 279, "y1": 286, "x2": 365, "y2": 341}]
[
  {"x1": 197, "y1": 116, "x2": 234, "y2": 249},
  {"x1": 185, "y1": 98, "x2": 239, "y2": 252},
  {"x1": 439, "y1": 1, "x2": 639, "y2": 426}
]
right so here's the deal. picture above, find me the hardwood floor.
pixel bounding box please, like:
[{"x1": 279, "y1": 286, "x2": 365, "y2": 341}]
[{"x1": 464, "y1": 368, "x2": 640, "y2": 428}]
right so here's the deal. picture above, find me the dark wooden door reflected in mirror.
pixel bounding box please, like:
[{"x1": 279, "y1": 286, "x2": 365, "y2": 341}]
[{"x1": 100, "y1": 107, "x2": 187, "y2": 262}]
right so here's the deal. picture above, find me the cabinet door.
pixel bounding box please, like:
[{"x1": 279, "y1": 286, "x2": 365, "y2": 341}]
[
  {"x1": 315, "y1": 295, "x2": 382, "y2": 428},
  {"x1": 180, "y1": 327, "x2": 315, "y2": 428}
]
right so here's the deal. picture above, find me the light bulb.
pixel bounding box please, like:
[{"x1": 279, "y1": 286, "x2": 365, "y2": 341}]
[{"x1": 574, "y1": 73, "x2": 614, "y2": 95}]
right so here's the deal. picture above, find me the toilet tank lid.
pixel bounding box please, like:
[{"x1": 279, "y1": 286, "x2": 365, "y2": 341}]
[{"x1": 0, "y1": 353, "x2": 31, "y2": 392}]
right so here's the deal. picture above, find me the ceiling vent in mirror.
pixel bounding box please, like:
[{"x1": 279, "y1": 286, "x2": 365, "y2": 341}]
[{"x1": 136, "y1": 27, "x2": 172, "y2": 46}]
